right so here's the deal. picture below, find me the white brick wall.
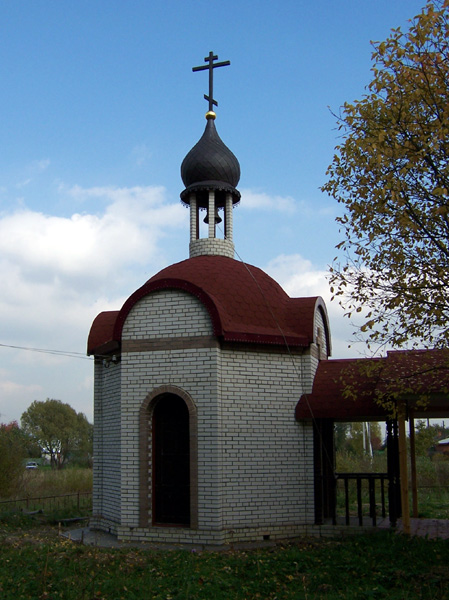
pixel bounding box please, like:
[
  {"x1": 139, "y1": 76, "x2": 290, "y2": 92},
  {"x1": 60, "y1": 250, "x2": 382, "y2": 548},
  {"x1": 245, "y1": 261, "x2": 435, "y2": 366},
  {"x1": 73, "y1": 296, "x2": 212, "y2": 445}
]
[
  {"x1": 123, "y1": 290, "x2": 212, "y2": 339},
  {"x1": 189, "y1": 238, "x2": 234, "y2": 258},
  {"x1": 92, "y1": 359, "x2": 121, "y2": 527},
  {"x1": 220, "y1": 348, "x2": 315, "y2": 530}
]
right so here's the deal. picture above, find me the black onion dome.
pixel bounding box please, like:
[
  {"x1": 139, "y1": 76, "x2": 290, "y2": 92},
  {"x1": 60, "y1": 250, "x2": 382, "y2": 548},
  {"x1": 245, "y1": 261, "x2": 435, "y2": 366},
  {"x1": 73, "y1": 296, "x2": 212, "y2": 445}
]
[{"x1": 180, "y1": 114, "x2": 240, "y2": 208}]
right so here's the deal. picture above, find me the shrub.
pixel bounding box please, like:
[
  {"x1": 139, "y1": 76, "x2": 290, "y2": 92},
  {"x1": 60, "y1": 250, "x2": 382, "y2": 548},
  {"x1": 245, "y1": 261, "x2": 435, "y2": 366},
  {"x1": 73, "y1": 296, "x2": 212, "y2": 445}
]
[{"x1": 0, "y1": 422, "x2": 27, "y2": 498}]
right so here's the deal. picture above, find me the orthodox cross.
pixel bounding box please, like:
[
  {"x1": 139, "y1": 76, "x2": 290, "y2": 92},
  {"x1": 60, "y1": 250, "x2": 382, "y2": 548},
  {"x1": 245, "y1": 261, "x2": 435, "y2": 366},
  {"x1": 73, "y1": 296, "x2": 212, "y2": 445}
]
[{"x1": 192, "y1": 51, "x2": 230, "y2": 112}]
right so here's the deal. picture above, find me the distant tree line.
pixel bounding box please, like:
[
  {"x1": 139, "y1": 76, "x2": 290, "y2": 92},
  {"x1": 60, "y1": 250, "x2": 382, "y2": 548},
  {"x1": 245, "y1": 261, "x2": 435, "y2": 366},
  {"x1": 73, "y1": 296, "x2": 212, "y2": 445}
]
[
  {"x1": 335, "y1": 422, "x2": 383, "y2": 456},
  {"x1": 0, "y1": 399, "x2": 93, "y2": 498},
  {"x1": 335, "y1": 421, "x2": 449, "y2": 458}
]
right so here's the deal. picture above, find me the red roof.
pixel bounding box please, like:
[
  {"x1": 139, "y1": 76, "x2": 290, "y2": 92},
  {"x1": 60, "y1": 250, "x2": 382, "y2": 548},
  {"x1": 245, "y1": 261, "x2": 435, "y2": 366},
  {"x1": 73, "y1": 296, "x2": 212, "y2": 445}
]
[
  {"x1": 87, "y1": 255, "x2": 329, "y2": 355},
  {"x1": 296, "y1": 350, "x2": 449, "y2": 421}
]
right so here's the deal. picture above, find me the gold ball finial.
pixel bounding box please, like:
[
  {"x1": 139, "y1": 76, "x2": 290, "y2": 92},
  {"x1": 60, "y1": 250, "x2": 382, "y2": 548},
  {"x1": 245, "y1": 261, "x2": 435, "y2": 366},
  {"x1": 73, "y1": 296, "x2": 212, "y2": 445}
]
[{"x1": 205, "y1": 111, "x2": 216, "y2": 120}]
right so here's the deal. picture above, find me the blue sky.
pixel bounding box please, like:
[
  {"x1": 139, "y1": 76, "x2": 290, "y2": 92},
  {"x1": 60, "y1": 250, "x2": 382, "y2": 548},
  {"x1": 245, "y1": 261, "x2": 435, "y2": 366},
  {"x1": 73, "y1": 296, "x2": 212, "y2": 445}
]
[{"x1": 0, "y1": 0, "x2": 429, "y2": 423}]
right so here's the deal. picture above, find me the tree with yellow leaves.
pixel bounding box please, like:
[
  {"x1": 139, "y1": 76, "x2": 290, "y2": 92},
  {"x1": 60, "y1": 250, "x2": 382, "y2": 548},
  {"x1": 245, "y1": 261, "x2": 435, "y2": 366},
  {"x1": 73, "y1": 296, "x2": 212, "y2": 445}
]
[{"x1": 323, "y1": 0, "x2": 449, "y2": 351}]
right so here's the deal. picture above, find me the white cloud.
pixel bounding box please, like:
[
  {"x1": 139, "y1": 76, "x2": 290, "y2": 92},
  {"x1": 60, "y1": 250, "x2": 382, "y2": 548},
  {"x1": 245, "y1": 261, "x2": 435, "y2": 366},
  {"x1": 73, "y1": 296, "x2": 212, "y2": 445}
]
[
  {"x1": 34, "y1": 159, "x2": 51, "y2": 172},
  {"x1": 0, "y1": 185, "x2": 187, "y2": 286},
  {"x1": 0, "y1": 184, "x2": 188, "y2": 423},
  {"x1": 263, "y1": 253, "x2": 368, "y2": 359},
  {"x1": 131, "y1": 143, "x2": 152, "y2": 167},
  {"x1": 240, "y1": 189, "x2": 297, "y2": 213},
  {"x1": 264, "y1": 254, "x2": 324, "y2": 296},
  {"x1": 0, "y1": 185, "x2": 186, "y2": 340},
  {"x1": 0, "y1": 354, "x2": 95, "y2": 423},
  {"x1": 16, "y1": 178, "x2": 32, "y2": 189},
  {"x1": 14, "y1": 159, "x2": 51, "y2": 189},
  {"x1": 0, "y1": 370, "x2": 43, "y2": 424}
]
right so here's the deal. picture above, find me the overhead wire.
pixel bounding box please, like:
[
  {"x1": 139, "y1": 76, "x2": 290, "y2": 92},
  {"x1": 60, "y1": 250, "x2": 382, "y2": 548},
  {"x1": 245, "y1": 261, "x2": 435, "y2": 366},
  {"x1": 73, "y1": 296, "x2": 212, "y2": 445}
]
[{"x1": 0, "y1": 342, "x2": 93, "y2": 361}]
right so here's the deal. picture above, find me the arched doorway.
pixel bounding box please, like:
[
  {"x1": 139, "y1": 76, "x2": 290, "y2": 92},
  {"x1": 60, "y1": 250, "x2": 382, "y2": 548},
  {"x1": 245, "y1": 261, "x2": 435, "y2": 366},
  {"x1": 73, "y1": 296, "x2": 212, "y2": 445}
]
[{"x1": 153, "y1": 394, "x2": 190, "y2": 526}]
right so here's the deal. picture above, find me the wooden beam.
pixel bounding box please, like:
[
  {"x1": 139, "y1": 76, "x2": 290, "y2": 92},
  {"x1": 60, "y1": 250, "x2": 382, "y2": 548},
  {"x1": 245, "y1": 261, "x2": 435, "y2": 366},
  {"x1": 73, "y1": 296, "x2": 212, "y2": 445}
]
[
  {"x1": 409, "y1": 413, "x2": 418, "y2": 518},
  {"x1": 398, "y1": 409, "x2": 410, "y2": 534}
]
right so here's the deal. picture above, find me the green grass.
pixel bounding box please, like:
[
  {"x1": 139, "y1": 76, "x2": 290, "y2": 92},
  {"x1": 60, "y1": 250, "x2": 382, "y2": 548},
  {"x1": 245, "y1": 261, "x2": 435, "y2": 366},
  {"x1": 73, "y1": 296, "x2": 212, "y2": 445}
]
[
  {"x1": 417, "y1": 488, "x2": 449, "y2": 519},
  {"x1": 0, "y1": 462, "x2": 448, "y2": 598},
  {"x1": 0, "y1": 529, "x2": 448, "y2": 599},
  {"x1": 16, "y1": 466, "x2": 92, "y2": 498}
]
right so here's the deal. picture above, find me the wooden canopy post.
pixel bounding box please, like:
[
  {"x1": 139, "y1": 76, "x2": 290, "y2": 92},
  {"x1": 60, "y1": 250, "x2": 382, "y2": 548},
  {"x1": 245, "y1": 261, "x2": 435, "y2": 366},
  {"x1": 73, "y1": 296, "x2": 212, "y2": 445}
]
[
  {"x1": 313, "y1": 419, "x2": 336, "y2": 525},
  {"x1": 386, "y1": 419, "x2": 400, "y2": 526},
  {"x1": 398, "y1": 405, "x2": 410, "y2": 534},
  {"x1": 409, "y1": 412, "x2": 419, "y2": 518}
]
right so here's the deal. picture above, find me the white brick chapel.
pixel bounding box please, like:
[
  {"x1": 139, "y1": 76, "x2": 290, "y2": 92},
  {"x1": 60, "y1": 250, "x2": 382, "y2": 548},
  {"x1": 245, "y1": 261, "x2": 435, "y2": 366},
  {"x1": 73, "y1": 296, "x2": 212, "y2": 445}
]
[{"x1": 87, "y1": 54, "x2": 331, "y2": 545}]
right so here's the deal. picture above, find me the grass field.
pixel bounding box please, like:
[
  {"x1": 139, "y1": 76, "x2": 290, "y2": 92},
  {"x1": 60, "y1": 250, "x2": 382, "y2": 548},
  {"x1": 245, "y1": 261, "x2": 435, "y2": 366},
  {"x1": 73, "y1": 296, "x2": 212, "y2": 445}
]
[
  {"x1": 1, "y1": 463, "x2": 449, "y2": 598},
  {"x1": 0, "y1": 523, "x2": 448, "y2": 599},
  {"x1": 16, "y1": 466, "x2": 93, "y2": 497},
  {"x1": 0, "y1": 467, "x2": 93, "y2": 522}
]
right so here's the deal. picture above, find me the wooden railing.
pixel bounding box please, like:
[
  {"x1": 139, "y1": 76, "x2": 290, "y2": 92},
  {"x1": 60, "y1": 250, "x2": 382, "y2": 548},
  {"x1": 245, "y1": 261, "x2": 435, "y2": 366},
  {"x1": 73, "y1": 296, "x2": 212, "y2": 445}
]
[{"x1": 335, "y1": 473, "x2": 389, "y2": 526}]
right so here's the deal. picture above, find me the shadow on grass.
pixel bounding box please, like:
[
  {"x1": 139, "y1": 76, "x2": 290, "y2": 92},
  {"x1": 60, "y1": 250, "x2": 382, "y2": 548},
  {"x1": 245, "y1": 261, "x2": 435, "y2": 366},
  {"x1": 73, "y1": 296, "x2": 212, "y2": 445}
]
[{"x1": 0, "y1": 523, "x2": 448, "y2": 599}]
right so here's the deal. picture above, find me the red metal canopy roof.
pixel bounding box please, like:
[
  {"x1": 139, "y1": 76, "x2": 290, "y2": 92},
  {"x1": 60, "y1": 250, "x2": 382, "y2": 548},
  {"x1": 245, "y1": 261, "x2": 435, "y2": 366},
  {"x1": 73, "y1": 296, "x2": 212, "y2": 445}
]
[{"x1": 295, "y1": 350, "x2": 449, "y2": 421}]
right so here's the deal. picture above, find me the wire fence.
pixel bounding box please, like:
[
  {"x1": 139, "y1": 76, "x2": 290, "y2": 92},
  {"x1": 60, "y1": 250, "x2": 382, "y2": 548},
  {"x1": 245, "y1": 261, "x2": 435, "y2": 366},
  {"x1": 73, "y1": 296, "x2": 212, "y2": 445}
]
[{"x1": 0, "y1": 492, "x2": 92, "y2": 515}]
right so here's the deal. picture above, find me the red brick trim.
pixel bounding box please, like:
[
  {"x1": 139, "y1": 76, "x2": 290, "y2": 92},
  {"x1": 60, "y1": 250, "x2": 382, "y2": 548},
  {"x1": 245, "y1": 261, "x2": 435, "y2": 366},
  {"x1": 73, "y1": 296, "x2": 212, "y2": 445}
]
[{"x1": 123, "y1": 336, "x2": 219, "y2": 353}]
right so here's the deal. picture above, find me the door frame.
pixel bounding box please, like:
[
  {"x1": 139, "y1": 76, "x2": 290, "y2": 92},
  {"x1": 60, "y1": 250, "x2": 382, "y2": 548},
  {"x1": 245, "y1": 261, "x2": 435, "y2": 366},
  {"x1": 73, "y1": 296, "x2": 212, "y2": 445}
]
[{"x1": 139, "y1": 385, "x2": 198, "y2": 528}]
